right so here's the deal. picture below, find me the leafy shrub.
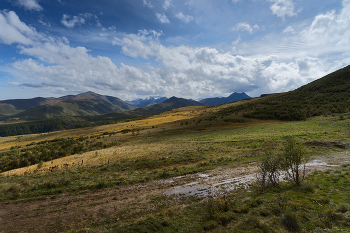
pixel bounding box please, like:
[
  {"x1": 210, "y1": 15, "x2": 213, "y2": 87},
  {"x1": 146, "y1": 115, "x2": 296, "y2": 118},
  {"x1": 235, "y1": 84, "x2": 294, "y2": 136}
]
[
  {"x1": 281, "y1": 138, "x2": 309, "y2": 186},
  {"x1": 256, "y1": 151, "x2": 281, "y2": 190},
  {"x1": 37, "y1": 160, "x2": 44, "y2": 169}
]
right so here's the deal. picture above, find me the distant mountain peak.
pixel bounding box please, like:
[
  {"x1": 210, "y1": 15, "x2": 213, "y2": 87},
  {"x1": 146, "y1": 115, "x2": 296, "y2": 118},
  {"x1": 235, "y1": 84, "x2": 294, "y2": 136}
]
[
  {"x1": 199, "y1": 92, "x2": 251, "y2": 106},
  {"x1": 127, "y1": 96, "x2": 168, "y2": 108}
]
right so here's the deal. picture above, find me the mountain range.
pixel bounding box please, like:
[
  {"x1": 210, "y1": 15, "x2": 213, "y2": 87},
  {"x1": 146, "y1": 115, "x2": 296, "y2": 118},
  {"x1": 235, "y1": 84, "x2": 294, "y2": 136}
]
[
  {"x1": 127, "y1": 96, "x2": 168, "y2": 108},
  {"x1": 0, "y1": 92, "x2": 136, "y2": 121},
  {"x1": 92, "y1": 96, "x2": 203, "y2": 121},
  {"x1": 1, "y1": 64, "x2": 350, "y2": 136},
  {"x1": 0, "y1": 91, "x2": 250, "y2": 121}
]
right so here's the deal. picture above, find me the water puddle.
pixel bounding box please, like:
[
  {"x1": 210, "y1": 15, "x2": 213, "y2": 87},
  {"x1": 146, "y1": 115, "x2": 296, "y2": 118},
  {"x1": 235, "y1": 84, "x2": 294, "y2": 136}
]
[
  {"x1": 164, "y1": 185, "x2": 214, "y2": 197},
  {"x1": 164, "y1": 159, "x2": 340, "y2": 197},
  {"x1": 305, "y1": 160, "x2": 339, "y2": 167}
]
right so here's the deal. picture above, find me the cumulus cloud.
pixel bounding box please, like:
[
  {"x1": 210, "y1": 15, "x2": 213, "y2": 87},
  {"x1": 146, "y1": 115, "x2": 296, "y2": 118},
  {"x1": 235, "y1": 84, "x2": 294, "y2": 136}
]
[
  {"x1": 283, "y1": 26, "x2": 295, "y2": 34},
  {"x1": 112, "y1": 29, "x2": 326, "y2": 97},
  {"x1": 17, "y1": 0, "x2": 43, "y2": 11},
  {"x1": 0, "y1": 10, "x2": 34, "y2": 45},
  {"x1": 143, "y1": 0, "x2": 154, "y2": 9},
  {"x1": 155, "y1": 13, "x2": 170, "y2": 23},
  {"x1": 61, "y1": 14, "x2": 86, "y2": 28},
  {"x1": 268, "y1": 0, "x2": 296, "y2": 19},
  {"x1": 301, "y1": 0, "x2": 350, "y2": 48},
  {"x1": 175, "y1": 12, "x2": 194, "y2": 23},
  {"x1": 232, "y1": 23, "x2": 259, "y2": 34},
  {"x1": 163, "y1": 0, "x2": 172, "y2": 10},
  {"x1": 4, "y1": 2, "x2": 350, "y2": 100},
  {"x1": 60, "y1": 13, "x2": 98, "y2": 28}
]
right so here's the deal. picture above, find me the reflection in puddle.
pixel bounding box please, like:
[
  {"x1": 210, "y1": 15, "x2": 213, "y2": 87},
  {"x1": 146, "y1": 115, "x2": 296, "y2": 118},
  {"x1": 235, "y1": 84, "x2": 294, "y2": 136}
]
[{"x1": 164, "y1": 185, "x2": 215, "y2": 197}]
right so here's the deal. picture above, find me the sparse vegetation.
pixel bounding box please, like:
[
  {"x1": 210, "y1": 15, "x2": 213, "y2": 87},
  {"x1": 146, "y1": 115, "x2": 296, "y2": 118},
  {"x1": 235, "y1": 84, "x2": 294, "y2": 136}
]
[{"x1": 0, "y1": 136, "x2": 117, "y2": 172}]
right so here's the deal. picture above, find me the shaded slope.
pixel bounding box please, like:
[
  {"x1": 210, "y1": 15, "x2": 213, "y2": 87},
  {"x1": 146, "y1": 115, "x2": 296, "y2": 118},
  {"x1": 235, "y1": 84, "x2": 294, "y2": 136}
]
[
  {"x1": 215, "y1": 65, "x2": 350, "y2": 121},
  {"x1": 0, "y1": 97, "x2": 54, "y2": 117},
  {"x1": 92, "y1": 96, "x2": 203, "y2": 121},
  {"x1": 3, "y1": 92, "x2": 136, "y2": 120},
  {"x1": 0, "y1": 97, "x2": 203, "y2": 136}
]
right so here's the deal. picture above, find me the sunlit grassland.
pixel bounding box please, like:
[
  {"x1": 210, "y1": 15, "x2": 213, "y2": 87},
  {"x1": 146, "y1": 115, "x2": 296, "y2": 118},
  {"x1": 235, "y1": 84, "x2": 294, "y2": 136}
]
[{"x1": 1, "y1": 114, "x2": 349, "y2": 198}]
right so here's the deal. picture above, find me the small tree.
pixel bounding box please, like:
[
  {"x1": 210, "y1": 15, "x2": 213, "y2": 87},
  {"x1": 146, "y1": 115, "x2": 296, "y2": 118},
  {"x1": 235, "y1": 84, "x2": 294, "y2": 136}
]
[
  {"x1": 256, "y1": 151, "x2": 281, "y2": 190},
  {"x1": 281, "y1": 138, "x2": 308, "y2": 186}
]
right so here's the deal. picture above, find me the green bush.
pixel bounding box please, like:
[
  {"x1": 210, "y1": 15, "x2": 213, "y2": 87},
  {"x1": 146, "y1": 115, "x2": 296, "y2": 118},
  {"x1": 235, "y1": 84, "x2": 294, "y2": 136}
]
[
  {"x1": 281, "y1": 138, "x2": 309, "y2": 186},
  {"x1": 256, "y1": 151, "x2": 281, "y2": 190}
]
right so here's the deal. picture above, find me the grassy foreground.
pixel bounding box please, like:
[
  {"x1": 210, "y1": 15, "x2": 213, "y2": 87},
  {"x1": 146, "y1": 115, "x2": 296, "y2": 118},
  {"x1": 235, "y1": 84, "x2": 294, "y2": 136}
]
[
  {"x1": 110, "y1": 166, "x2": 350, "y2": 233},
  {"x1": 0, "y1": 104, "x2": 350, "y2": 232}
]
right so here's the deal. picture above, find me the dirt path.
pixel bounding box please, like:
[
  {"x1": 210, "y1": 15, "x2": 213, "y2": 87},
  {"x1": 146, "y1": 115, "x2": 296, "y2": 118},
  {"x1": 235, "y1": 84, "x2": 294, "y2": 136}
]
[{"x1": 0, "y1": 151, "x2": 349, "y2": 232}]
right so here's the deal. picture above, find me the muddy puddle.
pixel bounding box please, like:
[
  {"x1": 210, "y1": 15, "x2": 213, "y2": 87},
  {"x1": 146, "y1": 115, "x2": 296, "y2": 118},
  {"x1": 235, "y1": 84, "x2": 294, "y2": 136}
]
[{"x1": 164, "y1": 153, "x2": 349, "y2": 198}]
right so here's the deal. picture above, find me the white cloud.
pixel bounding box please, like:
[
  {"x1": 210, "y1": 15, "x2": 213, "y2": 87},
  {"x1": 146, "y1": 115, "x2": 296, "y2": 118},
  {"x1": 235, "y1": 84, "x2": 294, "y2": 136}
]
[
  {"x1": 17, "y1": 0, "x2": 43, "y2": 11},
  {"x1": 163, "y1": 0, "x2": 172, "y2": 10},
  {"x1": 61, "y1": 14, "x2": 85, "y2": 28},
  {"x1": 156, "y1": 13, "x2": 170, "y2": 24},
  {"x1": 143, "y1": 0, "x2": 154, "y2": 9},
  {"x1": 175, "y1": 12, "x2": 194, "y2": 23},
  {"x1": 4, "y1": 2, "x2": 350, "y2": 100},
  {"x1": 38, "y1": 20, "x2": 50, "y2": 26},
  {"x1": 0, "y1": 10, "x2": 34, "y2": 45},
  {"x1": 268, "y1": 0, "x2": 296, "y2": 19},
  {"x1": 283, "y1": 26, "x2": 295, "y2": 34},
  {"x1": 60, "y1": 13, "x2": 100, "y2": 28},
  {"x1": 112, "y1": 30, "x2": 326, "y2": 97},
  {"x1": 301, "y1": 0, "x2": 350, "y2": 48},
  {"x1": 232, "y1": 23, "x2": 259, "y2": 34}
]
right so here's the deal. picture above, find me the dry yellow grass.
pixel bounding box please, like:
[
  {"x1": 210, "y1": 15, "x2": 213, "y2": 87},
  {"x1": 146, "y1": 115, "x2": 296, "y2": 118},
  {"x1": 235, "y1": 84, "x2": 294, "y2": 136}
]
[{"x1": 1, "y1": 98, "x2": 266, "y2": 176}]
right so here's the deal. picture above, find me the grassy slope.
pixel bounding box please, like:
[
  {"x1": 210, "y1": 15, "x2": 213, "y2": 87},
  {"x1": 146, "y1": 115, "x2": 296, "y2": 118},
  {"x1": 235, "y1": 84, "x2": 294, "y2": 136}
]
[{"x1": 215, "y1": 65, "x2": 350, "y2": 121}]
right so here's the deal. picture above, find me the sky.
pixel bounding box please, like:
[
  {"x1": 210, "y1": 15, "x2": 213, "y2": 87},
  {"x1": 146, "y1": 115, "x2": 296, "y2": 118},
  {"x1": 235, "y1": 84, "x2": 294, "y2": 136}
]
[{"x1": 0, "y1": 0, "x2": 349, "y2": 101}]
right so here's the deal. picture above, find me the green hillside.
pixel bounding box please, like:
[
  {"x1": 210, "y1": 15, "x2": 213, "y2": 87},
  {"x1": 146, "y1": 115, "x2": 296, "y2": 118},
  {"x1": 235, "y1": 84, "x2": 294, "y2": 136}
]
[
  {"x1": 216, "y1": 65, "x2": 350, "y2": 120},
  {"x1": 2, "y1": 92, "x2": 136, "y2": 121}
]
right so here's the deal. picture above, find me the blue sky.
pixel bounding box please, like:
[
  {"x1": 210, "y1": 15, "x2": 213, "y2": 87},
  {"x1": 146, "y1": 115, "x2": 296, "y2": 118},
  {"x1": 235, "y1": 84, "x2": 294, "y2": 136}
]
[{"x1": 0, "y1": 0, "x2": 349, "y2": 101}]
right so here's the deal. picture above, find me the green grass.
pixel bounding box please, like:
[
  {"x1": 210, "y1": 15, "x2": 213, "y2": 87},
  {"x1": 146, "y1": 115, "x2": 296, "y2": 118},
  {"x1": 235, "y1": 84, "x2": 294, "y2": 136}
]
[
  {"x1": 1, "y1": 116, "x2": 349, "y2": 202},
  {"x1": 104, "y1": 167, "x2": 350, "y2": 233}
]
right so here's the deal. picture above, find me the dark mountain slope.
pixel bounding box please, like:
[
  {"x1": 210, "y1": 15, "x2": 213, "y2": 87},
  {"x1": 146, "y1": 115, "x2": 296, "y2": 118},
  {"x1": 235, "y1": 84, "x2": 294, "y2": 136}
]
[
  {"x1": 199, "y1": 92, "x2": 251, "y2": 106},
  {"x1": 2, "y1": 92, "x2": 136, "y2": 120},
  {"x1": 0, "y1": 97, "x2": 203, "y2": 136},
  {"x1": 92, "y1": 97, "x2": 203, "y2": 121},
  {"x1": 215, "y1": 65, "x2": 350, "y2": 121},
  {"x1": 0, "y1": 97, "x2": 55, "y2": 117}
]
